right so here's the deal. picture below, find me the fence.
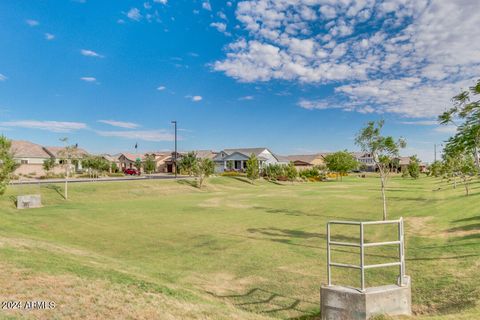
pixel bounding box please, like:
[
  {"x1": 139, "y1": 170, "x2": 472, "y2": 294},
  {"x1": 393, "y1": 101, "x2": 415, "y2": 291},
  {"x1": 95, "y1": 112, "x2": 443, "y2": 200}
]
[{"x1": 326, "y1": 218, "x2": 405, "y2": 292}]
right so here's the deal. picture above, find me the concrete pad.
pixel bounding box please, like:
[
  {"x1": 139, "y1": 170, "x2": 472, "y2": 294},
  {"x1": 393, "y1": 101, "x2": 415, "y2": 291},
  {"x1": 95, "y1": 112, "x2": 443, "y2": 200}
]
[
  {"x1": 321, "y1": 276, "x2": 411, "y2": 320},
  {"x1": 17, "y1": 194, "x2": 42, "y2": 209}
]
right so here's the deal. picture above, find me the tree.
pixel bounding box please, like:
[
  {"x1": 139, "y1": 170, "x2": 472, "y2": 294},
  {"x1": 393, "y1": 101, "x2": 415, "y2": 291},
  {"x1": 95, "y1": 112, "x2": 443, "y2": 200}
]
[
  {"x1": 324, "y1": 151, "x2": 358, "y2": 181},
  {"x1": 195, "y1": 158, "x2": 215, "y2": 188},
  {"x1": 429, "y1": 161, "x2": 442, "y2": 177},
  {"x1": 458, "y1": 154, "x2": 477, "y2": 196},
  {"x1": 0, "y1": 136, "x2": 17, "y2": 195},
  {"x1": 245, "y1": 154, "x2": 259, "y2": 183},
  {"x1": 58, "y1": 138, "x2": 80, "y2": 200},
  {"x1": 178, "y1": 152, "x2": 197, "y2": 176},
  {"x1": 285, "y1": 162, "x2": 297, "y2": 183},
  {"x1": 134, "y1": 158, "x2": 142, "y2": 174},
  {"x1": 144, "y1": 155, "x2": 156, "y2": 174},
  {"x1": 82, "y1": 156, "x2": 110, "y2": 178},
  {"x1": 442, "y1": 147, "x2": 477, "y2": 195},
  {"x1": 407, "y1": 155, "x2": 420, "y2": 179},
  {"x1": 43, "y1": 158, "x2": 56, "y2": 176},
  {"x1": 438, "y1": 79, "x2": 480, "y2": 171},
  {"x1": 355, "y1": 121, "x2": 406, "y2": 220}
]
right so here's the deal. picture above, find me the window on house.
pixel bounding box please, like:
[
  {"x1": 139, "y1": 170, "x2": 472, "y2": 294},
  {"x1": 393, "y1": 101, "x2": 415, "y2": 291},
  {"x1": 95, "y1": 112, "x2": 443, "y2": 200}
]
[{"x1": 21, "y1": 160, "x2": 28, "y2": 164}]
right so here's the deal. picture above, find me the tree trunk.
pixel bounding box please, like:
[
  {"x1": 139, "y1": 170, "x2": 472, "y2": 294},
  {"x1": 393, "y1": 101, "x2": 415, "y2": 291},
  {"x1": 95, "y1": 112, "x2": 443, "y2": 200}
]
[
  {"x1": 380, "y1": 175, "x2": 387, "y2": 220},
  {"x1": 464, "y1": 177, "x2": 469, "y2": 196},
  {"x1": 474, "y1": 145, "x2": 480, "y2": 173}
]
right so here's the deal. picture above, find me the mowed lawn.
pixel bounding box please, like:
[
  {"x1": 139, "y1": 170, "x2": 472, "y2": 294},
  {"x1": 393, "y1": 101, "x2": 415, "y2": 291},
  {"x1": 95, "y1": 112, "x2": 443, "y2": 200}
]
[{"x1": 0, "y1": 175, "x2": 479, "y2": 319}]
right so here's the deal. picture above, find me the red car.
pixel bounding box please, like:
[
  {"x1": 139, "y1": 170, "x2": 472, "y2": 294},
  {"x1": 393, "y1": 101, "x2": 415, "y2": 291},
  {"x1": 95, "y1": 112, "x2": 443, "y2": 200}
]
[{"x1": 124, "y1": 168, "x2": 139, "y2": 176}]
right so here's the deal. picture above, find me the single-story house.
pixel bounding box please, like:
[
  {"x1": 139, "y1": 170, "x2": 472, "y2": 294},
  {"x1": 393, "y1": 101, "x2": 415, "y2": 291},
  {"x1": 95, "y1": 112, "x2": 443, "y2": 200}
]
[
  {"x1": 10, "y1": 140, "x2": 55, "y2": 176},
  {"x1": 144, "y1": 152, "x2": 172, "y2": 173},
  {"x1": 10, "y1": 140, "x2": 90, "y2": 176},
  {"x1": 213, "y1": 147, "x2": 279, "y2": 173},
  {"x1": 44, "y1": 146, "x2": 89, "y2": 172},
  {"x1": 396, "y1": 156, "x2": 427, "y2": 173},
  {"x1": 282, "y1": 153, "x2": 327, "y2": 170},
  {"x1": 118, "y1": 153, "x2": 145, "y2": 172}
]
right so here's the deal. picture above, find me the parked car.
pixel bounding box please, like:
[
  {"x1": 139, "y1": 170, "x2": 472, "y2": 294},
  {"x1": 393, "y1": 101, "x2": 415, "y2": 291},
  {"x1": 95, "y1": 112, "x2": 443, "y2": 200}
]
[{"x1": 124, "y1": 168, "x2": 139, "y2": 176}]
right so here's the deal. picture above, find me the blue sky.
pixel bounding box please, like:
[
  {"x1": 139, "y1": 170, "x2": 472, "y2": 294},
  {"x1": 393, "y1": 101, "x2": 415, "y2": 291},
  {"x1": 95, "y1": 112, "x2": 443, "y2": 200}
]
[{"x1": 1, "y1": 0, "x2": 479, "y2": 162}]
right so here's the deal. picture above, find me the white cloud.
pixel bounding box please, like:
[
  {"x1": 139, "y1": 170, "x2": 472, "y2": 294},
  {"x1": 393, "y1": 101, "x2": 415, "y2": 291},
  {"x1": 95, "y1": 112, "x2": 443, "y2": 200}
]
[
  {"x1": 210, "y1": 22, "x2": 229, "y2": 34},
  {"x1": 214, "y1": 0, "x2": 480, "y2": 118},
  {"x1": 80, "y1": 77, "x2": 97, "y2": 83},
  {"x1": 0, "y1": 120, "x2": 87, "y2": 133},
  {"x1": 0, "y1": 74, "x2": 7, "y2": 81},
  {"x1": 154, "y1": 0, "x2": 167, "y2": 4},
  {"x1": 298, "y1": 99, "x2": 338, "y2": 110},
  {"x1": 80, "y1": 49, "x2": 103, "y2": 58},
  {"x1": 319, "y1": 5, "x2": 337, "y2": 20},
  {"x1": 127, "y1": 8, "x2": 142, "y2": 21},
  {"x1": 239, "y1": 95, "x2": 254, "y2": 100},
  {"x1": 434, "y1": 125, "x2": 457, "y2": 134},
  {"x1": 45, "y1": 33, "x2": 55, "y2": 40},
  {"x1": 400, "y1": 120, "x2": 438, "y2": 126},
  {"x1": 26, "y1": 19, "x2": 39, "y2": 27},
  {"x1": 98, "y1": 120, "x2": 140, "y2": 129},
  {"x1": 157, "y1": 85, "x2": 166, "y2": 91},
  {"x1": 96, "y1": 130, "x2": 174, "y2": 142},
  {"x1": 191, "y1": 95, "x2": 203, "y2": 102},
  {"x1": 202, "y1": 1, "x2": 212, "y2": 11}
]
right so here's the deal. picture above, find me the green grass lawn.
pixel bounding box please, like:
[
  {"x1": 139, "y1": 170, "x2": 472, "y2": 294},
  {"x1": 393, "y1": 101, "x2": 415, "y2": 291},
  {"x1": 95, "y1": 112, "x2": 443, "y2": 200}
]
[{"x1": 0, "y1": 175, "x2": 479, "y2": 319}]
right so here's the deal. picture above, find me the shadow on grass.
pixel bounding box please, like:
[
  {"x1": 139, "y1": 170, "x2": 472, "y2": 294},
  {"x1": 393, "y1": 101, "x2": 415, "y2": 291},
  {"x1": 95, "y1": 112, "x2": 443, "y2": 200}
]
[
  {"x1": 8, "y1": 195, "x2": 17, "y2": 208},
  {"x1": 247, "y1": 227, "x2": 324, "y2": 239},
  {"x1": 176, "y1": 179, "x2": 199, "y2": 188},
  {"x1": 207, "y1": 287, "x2": 320, "y2": 319},
  {"x1": 44, "y1": 184, "x2": 66, "y2": 200},
  {"x1": 447, "y1": 223, "x2": 480, "y2": 233},
  {"x1": 227, "y1": 176, "x2": 255, "y2": 185},
  {"x1": 453, "y1": 216, "x2": 480, "y2": 223}
]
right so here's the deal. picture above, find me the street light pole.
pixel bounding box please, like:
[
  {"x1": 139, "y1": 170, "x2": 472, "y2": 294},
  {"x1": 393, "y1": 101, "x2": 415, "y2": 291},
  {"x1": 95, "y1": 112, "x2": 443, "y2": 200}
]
[{"x1": 172, "y1": 121, "x2": 177, "y2": 178}]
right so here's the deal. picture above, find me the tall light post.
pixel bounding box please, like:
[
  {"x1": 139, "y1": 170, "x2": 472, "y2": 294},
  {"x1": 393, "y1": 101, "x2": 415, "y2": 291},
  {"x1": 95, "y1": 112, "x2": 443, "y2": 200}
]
[{"x1": 172, "y1": 121, "x2": 177, "y2": 178}]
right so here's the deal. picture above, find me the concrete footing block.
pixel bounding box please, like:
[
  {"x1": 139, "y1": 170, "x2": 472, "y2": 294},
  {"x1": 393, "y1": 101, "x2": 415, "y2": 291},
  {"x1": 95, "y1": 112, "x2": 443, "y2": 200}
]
[
  {"x1": 16, "y1": 194, "x2": 42, "y2": 209},
  {"x1": 321, "y1": 276, "x2": 411, "y2": 320}
]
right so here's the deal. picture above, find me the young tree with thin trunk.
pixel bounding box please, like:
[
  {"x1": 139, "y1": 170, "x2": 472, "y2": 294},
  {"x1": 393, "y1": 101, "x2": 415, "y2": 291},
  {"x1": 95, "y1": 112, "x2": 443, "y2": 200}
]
[
  {"x1": 285, "y1": 162, "x2": 297, "y2": 184},
  {"x1": 43, "y1": 158, "x2": 56, "y2": 177},
  {"x1": 355, "y1": 121, "x2": 406, "y2": 220},
  {"x1": 0, "y1": 136, "x2": 18, "y2": 195},
  {"x1": 58, "y1": 137, "x2": 79, "y2": 200},
  {"x1": 246, "y1": 154, "x2": 259, "y2": 184},
  {"x1": 195, "y1": 158, "x2": 214, "y2": 188},
  {"x1": 407, "y1": 155, "x2": 420, "y2": 179}
]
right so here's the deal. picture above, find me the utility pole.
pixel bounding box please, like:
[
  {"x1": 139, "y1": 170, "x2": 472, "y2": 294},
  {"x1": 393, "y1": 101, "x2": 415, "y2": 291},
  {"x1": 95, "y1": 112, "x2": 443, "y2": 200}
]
[
  {"x1": 434, "y1": 144, "x2": 437, "y2": 163},
  {"x1": 172, "y1": 121, "x2": 177, "y2": 178}
]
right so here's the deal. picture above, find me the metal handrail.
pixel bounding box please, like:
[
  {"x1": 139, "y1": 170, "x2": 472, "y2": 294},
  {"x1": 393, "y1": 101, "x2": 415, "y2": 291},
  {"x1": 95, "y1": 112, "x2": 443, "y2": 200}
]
[{"x1": 327, "y1": 217, "x2": 405, "y2": 292}]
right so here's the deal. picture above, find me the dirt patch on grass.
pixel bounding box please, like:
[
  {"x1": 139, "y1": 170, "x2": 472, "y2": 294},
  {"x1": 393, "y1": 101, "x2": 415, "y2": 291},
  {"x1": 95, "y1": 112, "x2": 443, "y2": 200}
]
[
  {"x1": 406, "y1": 216, "x2": 436, "y2": 237},
  {"x1": 0, "y1": 262, "x2": 269, "y2": 320},
  {"x1": 198, "y1": 197, "x2": 222, "y2": 208},
  {"x1": 190, "y1": 272, "x2": 266, "y2": 296}
]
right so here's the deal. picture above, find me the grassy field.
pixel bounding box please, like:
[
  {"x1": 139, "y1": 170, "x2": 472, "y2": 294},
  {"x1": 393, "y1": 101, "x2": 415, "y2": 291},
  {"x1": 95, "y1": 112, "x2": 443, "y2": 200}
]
[{"x1": 0, "y1": 175, "x2": 479, "y2": 319}]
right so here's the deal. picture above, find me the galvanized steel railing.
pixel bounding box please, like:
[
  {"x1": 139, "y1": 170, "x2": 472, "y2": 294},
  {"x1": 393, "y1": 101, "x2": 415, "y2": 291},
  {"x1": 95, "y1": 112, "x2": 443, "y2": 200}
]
[{"x1": 327, "y1": 218, "x2": 405, "y2": 292}]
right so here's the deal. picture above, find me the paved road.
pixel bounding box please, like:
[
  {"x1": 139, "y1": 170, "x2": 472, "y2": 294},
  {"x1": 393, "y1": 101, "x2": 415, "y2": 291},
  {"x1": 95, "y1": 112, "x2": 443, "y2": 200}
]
[{"x1": 11, "y1": 174, "x2": 190, "y2": 185}]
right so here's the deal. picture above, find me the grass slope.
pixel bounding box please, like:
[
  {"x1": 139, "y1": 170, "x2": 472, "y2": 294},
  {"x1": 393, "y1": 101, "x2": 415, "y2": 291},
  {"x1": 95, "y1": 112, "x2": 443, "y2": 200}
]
[{"x1": 0, "y1": 176, "x2": 478, "y2": 319}]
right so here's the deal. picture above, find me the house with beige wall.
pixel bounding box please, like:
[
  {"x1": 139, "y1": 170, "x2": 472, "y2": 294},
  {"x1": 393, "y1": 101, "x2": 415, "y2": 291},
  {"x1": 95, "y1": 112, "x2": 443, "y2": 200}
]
[
  {"x1": 283, "y1": 153, "x2": 327, "y2": 170},
  {"x1": 10, "y1": 140, "x2": 90, "y2": 177}
]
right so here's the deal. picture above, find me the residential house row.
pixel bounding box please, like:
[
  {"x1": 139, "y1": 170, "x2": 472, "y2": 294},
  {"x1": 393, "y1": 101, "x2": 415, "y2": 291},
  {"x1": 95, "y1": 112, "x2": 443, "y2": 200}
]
[{"x1": 9, "y1": 140, "x2": 425, "y2": 177}]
